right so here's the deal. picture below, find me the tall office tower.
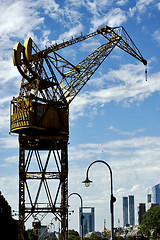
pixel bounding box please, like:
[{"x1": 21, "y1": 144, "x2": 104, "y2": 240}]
[
  {"x1": 147, "y1": 183, "x2": 160, "y2": 209},
  {"x1": 123, "y1": 197, "x2": 128, "y2": 226},
  {"x1": 129, "y1": 195, "x2": 135, "y2": 226},
  {"x1": 137, "y1": 203, "x2": 146, "y2": 225},
  {"x1": 79, "y1": 207, "x2": 95, "y2": 237}
]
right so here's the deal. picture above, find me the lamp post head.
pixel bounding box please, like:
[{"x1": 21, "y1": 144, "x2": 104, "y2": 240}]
[{"x1": 82, "y1": 177, "x2": 93, "y2": 187}]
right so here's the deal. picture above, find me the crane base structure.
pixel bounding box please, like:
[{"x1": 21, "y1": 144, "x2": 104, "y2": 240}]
[
  {"x1": 10, "y1": 25, "x2": 147, "y2": 240},
  {"x1": 11, "y1": 96, "x2": 69, "y2": 240},
  {"x1": 18, "y1": 134, "x2": 68, "y2": 240}
]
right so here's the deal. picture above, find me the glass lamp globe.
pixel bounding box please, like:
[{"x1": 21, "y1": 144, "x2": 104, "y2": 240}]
[{"x1": 82, "y1": 178, "x2": 93, "y2": 187}]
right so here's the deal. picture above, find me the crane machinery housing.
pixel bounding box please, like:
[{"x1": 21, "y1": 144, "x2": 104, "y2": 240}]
[{"x1": 10, "y1": 25, "x2": 147, "y2": 240}]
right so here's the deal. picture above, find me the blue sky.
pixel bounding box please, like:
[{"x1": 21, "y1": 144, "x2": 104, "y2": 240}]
[{"x1": 0, "y1": 0, "x2": 160, "y2": 233}]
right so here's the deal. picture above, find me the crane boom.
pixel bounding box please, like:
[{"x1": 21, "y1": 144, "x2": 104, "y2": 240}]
[
  {"x1": 61, "y1": 35, "x2": 121, "y2": 102},
  {"x1": 18, "y1": 26, "x2": 147, "y2": 64},
  {"x1": 58, "y1": 26, "x2": 147, "y2": 103},
  {"x1": 13, "y1": 25, "x2": 147, "y2": 104}
]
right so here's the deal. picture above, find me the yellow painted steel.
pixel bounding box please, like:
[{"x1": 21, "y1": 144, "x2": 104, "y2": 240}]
[
  {"x1": 13, "y1": 42, "x2": 22, "y2": 66},
  {"x1": 10, "y1": 97, "x2": 69, "y2": 134},
  {"x1": 24, "y1": 37, "x2": 32, "y2": 61},
  {"x1": 11, "y1": 111, "x2": 29, "y2": 128}
]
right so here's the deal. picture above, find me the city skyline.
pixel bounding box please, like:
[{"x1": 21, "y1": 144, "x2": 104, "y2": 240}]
[{"x1": 0, "y1": 0, "x2": 160, "y2": 233}]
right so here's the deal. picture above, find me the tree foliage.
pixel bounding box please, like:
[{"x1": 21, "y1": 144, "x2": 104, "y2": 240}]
[
  {"x1": 90, "y1": 233, "x2": 101, "y2": 240},
  {"x1": 114, "y1": 237, "x2": 125, "y2": 240},
  {"x1": 24, "y1": 229, "x2": 38, "y2": 240},
  {"x1": 68, "y1": 229, "x2": 80, "y2": 240},
  {"x1": 140, "y1": 205, "x2": 160, "y2": 239}
]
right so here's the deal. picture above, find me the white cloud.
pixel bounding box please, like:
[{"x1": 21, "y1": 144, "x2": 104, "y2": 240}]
[
  {"x1": 116, "y1": 0, "x2": 128, "y2": 6},
  {"x1": 136, "y1": 0, "x2": 154, "y2": 12},
  {"x1": 66, "y1": 0, "x2": 85, "y2": 8},
  {"x1": 70, "y1": 62, "x2": 160, "y2": 121},
  {"x1": 152, "y1": 29, "x2": 160, "y2": 44},
  {"x1": 5, "y1": 155, "x2": 18, "y2": 164},
  {"x1": 39, "y1": 29, "x2": 51, "y2": 49},
  {"x1": 69, "y1": 136, "x2": 160, "y2": 191},
  {"x1": 0, "y1": 155, "x2": 19, "y2": 168},
  {"x1": 38, "y1": 0, "x2": 83, "y2": 27},
  {"x1": 0, "y1": 1, "x2": 44, "y2": 46},
  {"x1": 108, "y1": 126, "x2": 144, "y2": 136},
  {"x1": 0, "y1": 136, "x2": 18, "y2": 149},
  {"x1": 0, "y1": 57, "x2": 20, "y2": 86},
  {"x1": 57, "y1": 24, "x2": 84, "y2": 42},
  {"x1": 80, "y1": 39, "x2": 101, "y2": 52},
  {"x1": 86, "y1": 0, "x2": 114, "y2": 15},
  {"x1": 69, "y1": 136, "x2": 160, "y2": 164},
  {"x1": 0, "y1": 109, "x2": 10, "y2": 133},
  {"x1": 129, "y1": 0, "x2": 155, "y2": 21},
  {"x1": 90, "y1": 8, "x2": 127, "y2": 30},
  {"x1": 38, "y1": 0, "x2": 60, "y2": 18}
]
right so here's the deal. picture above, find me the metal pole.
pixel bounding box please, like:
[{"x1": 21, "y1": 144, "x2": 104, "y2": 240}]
[
  {"x1": 85, "y1": 160, "x2": 114, "y2": 240},
  {"x1": 68, "y1": 193, "x2": 83, "y2": 240}
]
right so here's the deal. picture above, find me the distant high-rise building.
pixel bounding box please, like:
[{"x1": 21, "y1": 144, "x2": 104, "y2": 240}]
[
  {"x1": 129, "y1": 195, "x2": 135, "y2": 226},
  {"x1": 137, "y1": 203, "x2": 146, "y2": 225},
  {"x1": 79, "y1": 207, "x2": 95, "y2": 237},
  {"x1": 123, "y1": 195, "x2": 135, "y2": 226},
  {"x1": 123, "y1": 197, "x2": 128, "y2": 226},
  {"x1": 147, "y1": 183, "x2": 160, "y2": 208}
]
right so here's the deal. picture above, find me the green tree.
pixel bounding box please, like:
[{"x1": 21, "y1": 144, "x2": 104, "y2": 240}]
[
  {"x1": 48, "y1": 237, "x2": 57, "y2": 240},
  {"x1": 140, "y1": 205, "x2": 160, "y2": 239},
  {"x1": 24, "y1": 229, "x2": 38, "y2": 240},
  {"x1": 90, "y1": 233, "x2": 101, "y2": 240},
  {"x1": 126, "y1": 236, "x2": 134, "y2": 240},
  {"x1": 68, "y1": 229, "x2": 80, "y2": 240},
  {"x1": 114, "y1": 237, "x2": 125, "y2": 240},
  {"x1": 83, "y1": 237, "x2": 90, "y2": 240}
]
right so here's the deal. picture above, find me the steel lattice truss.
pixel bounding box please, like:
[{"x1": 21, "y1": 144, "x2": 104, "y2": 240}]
[
  {"x1": 24, "y1": 143, "x2": 62, "y2": 219},
  {"x1": 13, "y1": 26, "x2": 147, "y2": 104},
  {"x1": 18, "y1": 135, "x2": 68, "y2": 240}
]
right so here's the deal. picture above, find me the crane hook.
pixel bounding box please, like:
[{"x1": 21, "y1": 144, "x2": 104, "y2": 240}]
[
  {"x1": 145, "y1": 64, "x2": 147, "y2": 81},
  {"x1": 142, "y1": 59, "x2": 147, "y2": 81}
]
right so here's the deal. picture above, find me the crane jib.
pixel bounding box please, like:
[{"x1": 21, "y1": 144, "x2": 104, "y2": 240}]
[{"x1": 12, "y1": 25, "x2": 147, "y2": 104}]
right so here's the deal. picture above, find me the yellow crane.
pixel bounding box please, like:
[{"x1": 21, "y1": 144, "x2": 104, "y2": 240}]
[{"x1": 10, "y1": 25, "x2": 147, "y2": 240}]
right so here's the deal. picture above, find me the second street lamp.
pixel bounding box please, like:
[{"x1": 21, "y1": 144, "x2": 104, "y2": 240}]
[
  {"x1": 82, "y1": 160, "x2": 116, "y2": 240},
  {"x1": 68, "y1": 192, "x2": 84, "y2": 240}
]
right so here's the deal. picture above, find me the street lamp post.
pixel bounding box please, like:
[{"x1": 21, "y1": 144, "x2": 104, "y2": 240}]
[
  {"x1": 82, "y1": 160, "x2": 116, "y2": 240},
  {"x1": 68, "y1": 193, "x2": 84, "y2": 240}
]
